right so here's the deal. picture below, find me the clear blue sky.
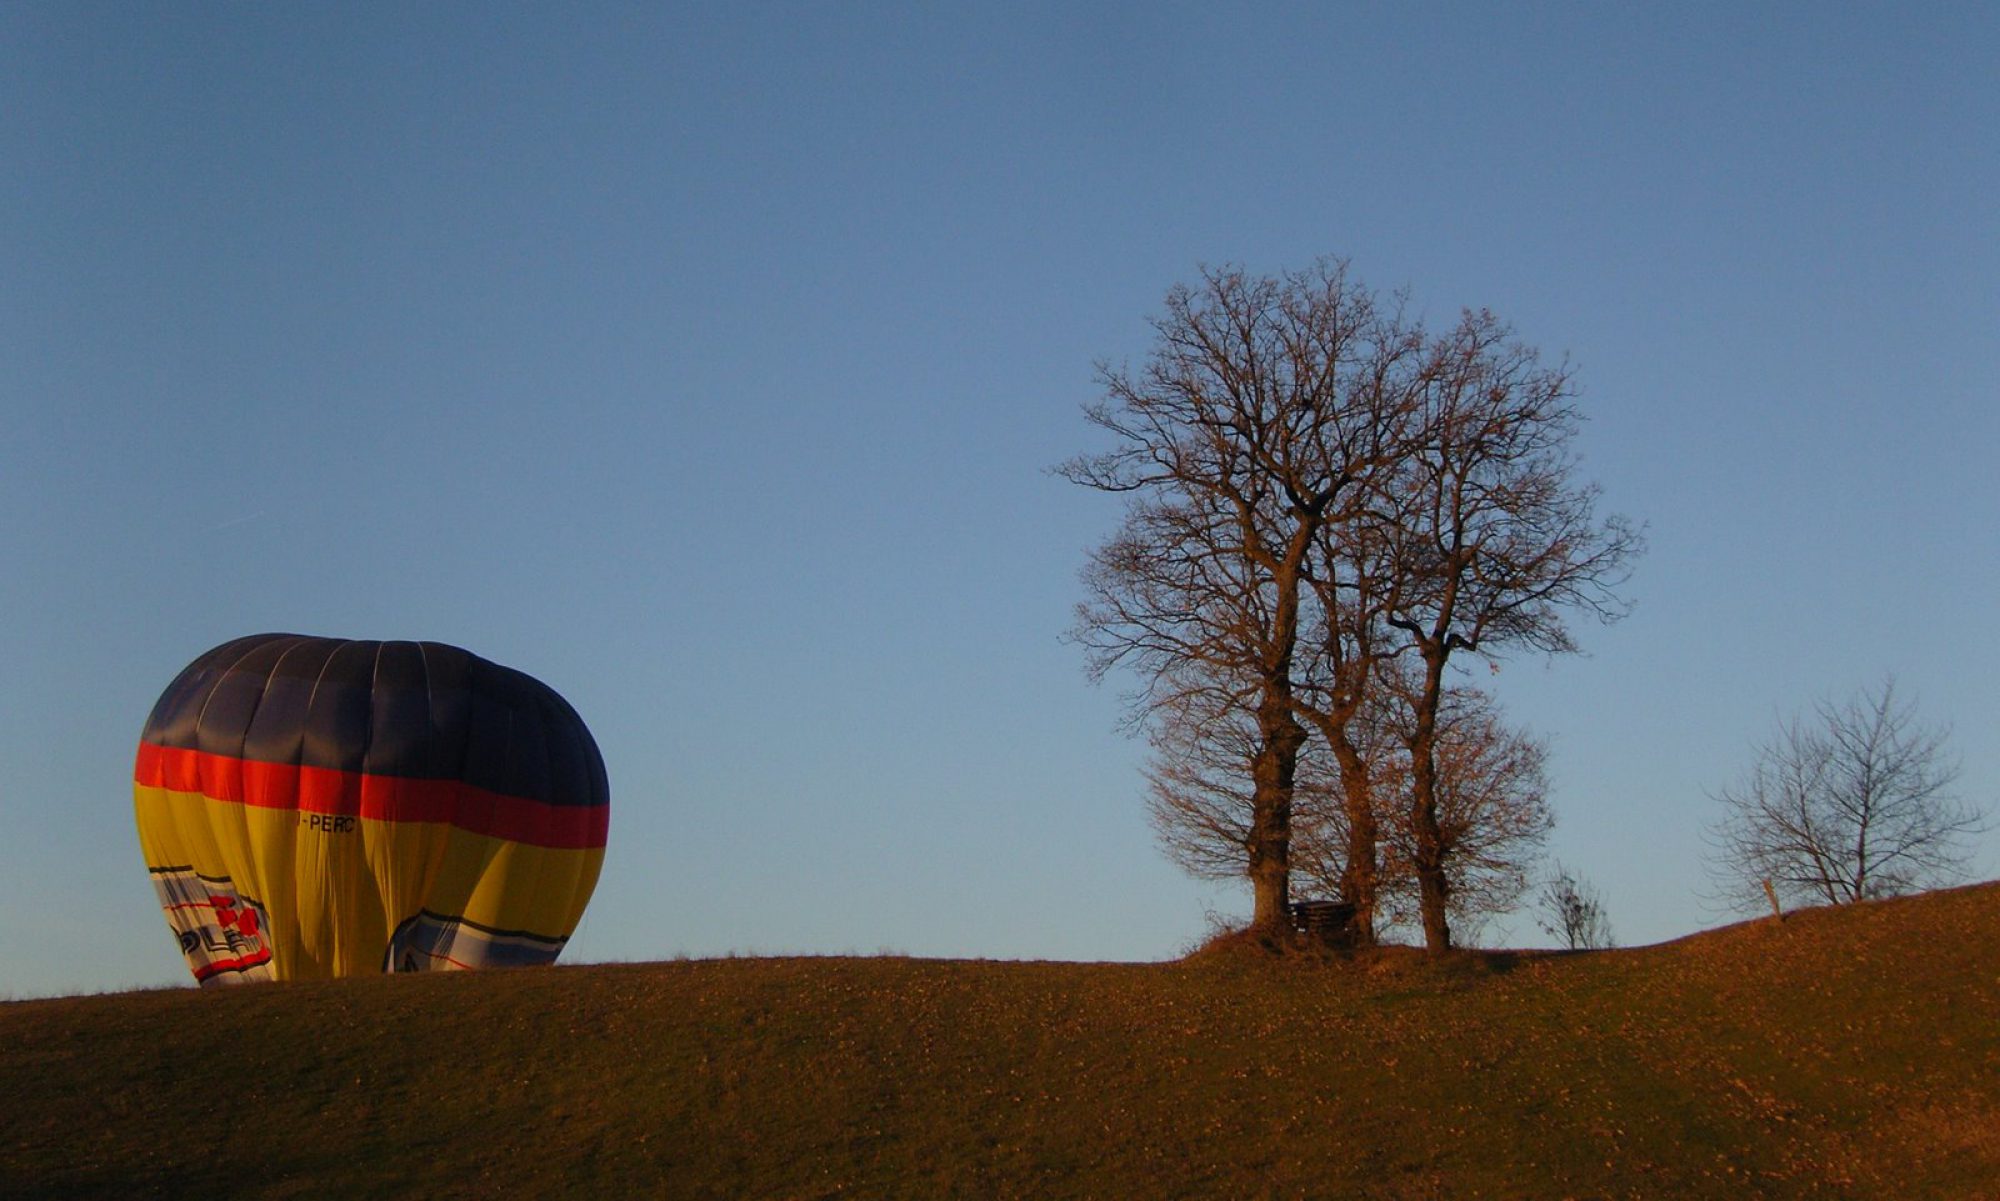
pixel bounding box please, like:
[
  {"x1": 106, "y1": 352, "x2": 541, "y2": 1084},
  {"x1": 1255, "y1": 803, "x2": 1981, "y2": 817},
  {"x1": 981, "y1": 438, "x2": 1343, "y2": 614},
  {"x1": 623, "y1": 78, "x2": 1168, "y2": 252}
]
[{"x1": 4, "y1": 4, "x2": 1995, "y2": 997}]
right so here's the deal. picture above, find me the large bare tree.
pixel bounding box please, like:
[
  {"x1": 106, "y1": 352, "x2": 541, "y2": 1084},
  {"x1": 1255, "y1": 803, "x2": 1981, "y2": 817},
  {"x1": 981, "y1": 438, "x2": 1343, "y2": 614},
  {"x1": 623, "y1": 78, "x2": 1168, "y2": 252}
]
[
  {"x1": 1704, "y1": 678, "x2": 1986, "y2": 912},
  {"x1": 1063, "y1": 261, "x2": 1419, "y2": 932},
  {"x1": 1381, "y1": 309, "x2": 1641, "y2": 951}
]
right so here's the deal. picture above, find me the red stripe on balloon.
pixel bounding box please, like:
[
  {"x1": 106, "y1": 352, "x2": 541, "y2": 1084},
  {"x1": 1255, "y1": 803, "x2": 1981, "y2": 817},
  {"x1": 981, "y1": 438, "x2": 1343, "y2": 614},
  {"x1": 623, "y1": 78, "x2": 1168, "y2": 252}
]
[
  {"x1": 192, "y1": 948, "x2": 273, "y2": 981},
  {"x1": 134, "y1": 743, "x2": 609, "y2": 851}
]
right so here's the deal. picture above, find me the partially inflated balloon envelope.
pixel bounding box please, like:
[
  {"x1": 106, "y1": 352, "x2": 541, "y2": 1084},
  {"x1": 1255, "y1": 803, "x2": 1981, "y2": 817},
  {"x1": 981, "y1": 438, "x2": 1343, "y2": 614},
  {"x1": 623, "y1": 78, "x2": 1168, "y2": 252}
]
[{"x1": 133, "y1": 634, "x2": 608, "y2": 986}]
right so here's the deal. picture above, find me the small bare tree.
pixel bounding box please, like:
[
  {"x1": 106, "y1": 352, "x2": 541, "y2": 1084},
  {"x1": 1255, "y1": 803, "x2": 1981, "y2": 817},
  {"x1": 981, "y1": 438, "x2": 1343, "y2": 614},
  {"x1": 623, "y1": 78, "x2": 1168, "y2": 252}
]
[
  {"x1": 1290, "y1": 682, "x2": 1553, "y2": 940},
  {"x1": 1141, "y1": 665, "x2": 1272, "y2": 883},
  {"x1": 1704, "y1": 678, "x2": 1986, "y2": 913},
  {"x1": 1537, "y1": 863, "x2": 1615, "y2": 950},
  {"x1": 1371, "y1": 684, "x2": 1554, "y2": 937}
]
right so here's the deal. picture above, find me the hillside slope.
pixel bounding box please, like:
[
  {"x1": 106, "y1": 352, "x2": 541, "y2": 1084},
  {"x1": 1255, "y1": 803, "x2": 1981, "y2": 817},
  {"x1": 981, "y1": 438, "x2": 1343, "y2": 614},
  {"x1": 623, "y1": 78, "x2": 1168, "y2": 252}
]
[{"x1": 6, "y1": 883, "x2": 1998, "y2": 1200}]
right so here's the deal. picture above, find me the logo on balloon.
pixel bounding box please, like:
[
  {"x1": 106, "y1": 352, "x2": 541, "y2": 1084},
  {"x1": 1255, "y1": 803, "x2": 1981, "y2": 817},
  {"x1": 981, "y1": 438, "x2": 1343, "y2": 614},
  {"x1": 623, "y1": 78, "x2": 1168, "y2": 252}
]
[
  {"x1": 148, "y1": 867, "x2": 276, "y2": 984},
  {"x1": 210, "y1": 895, "x2": 262, "y2": 945},
  {"x1": 188, "y1": 891, "x2": 269, "y2": 962}
]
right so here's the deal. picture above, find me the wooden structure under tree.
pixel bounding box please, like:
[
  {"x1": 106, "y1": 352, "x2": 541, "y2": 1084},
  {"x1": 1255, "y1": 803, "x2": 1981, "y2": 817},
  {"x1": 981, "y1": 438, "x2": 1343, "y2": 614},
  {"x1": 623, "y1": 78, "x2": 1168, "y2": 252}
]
[{"x1": 1289, "y1": 899, "x2": 1359, "y2": 946}]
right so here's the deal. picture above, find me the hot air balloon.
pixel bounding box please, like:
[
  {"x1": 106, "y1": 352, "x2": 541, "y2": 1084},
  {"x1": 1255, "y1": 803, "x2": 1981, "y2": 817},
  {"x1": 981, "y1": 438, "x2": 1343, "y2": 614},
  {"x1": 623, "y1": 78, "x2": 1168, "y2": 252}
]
[{"x1": 133, "y1": 634, "x2": 608, "y2": 986}]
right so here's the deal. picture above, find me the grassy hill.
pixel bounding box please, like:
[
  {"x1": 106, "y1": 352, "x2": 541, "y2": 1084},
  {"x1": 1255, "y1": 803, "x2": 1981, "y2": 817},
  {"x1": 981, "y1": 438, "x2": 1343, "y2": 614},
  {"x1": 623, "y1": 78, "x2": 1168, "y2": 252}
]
[{"x1": 6, "y1": 883, "x2": 1998, "y2": 1200}]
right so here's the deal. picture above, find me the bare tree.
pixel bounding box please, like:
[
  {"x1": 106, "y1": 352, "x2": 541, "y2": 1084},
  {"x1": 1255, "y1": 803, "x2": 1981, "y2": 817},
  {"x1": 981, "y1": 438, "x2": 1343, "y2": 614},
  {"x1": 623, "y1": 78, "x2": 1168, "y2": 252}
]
[
  {"x1": 1537, "y1": 863, "x2": 1615, "y2": 950},
  {"x1": 1062, "y1": 261, "x2": 1419, "y2": 933},
  {"x1": 1068, "y1": 266, "x2": 1636, "y2": 945},
  {"x1": 1380, "y1": 309, "x2": 1642, "y2": 951},
  {"x1": 1366, "y1": 683, "x2": 1554, "y2": 938},
  {"x1": 1291, "y1": 502, "x2": 1410, "y2": 945},
  {"x1": 1704, "y1": 678, "x2": 1985, "y2": 913}
]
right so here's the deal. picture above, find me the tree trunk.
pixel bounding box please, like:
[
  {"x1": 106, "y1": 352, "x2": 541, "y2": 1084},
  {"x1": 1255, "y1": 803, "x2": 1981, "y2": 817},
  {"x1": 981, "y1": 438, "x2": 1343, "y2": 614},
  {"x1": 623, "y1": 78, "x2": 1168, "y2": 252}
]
[
  {"x1": 1408, "y1": 654, "x2": 1453, "y2": 952},
  {"x1": 1248, "y1": 695, "x2": 1307, "y2": 934},
  {"x1": 1412, "y1": 815, "x2": 1452, "y2": 950},
  {"x1": 1324, "y1": 721, "x2": 1380, "y2": 947}
]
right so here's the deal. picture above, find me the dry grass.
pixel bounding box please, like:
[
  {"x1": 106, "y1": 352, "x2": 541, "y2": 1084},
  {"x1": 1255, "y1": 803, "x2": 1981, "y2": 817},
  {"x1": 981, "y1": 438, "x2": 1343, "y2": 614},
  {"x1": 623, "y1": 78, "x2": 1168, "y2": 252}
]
[{"x1": 4, "y1": 882, "x2": 1998, "y2": 1199}]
